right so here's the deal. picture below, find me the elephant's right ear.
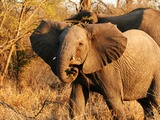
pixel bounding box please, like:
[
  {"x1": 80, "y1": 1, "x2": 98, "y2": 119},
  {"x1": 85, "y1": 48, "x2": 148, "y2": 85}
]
[
  {"x1": 83, "y1": 23, "x2": 127, "y2": 74},
  {"x1": 30, "y1": 20, "x2": 70, "y2": 70}
]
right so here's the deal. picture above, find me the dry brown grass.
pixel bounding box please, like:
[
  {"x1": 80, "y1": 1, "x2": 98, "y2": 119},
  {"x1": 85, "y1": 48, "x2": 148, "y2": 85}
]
[
  {"x1": 0, "y1": 58, "x2": 70, "y2": 120},
  {"x1": 0, "y1": 58, "x2": 160, "y2": 120},
  {"x1": 0, "y1": 2, "x2": 159, "y2": 120}
]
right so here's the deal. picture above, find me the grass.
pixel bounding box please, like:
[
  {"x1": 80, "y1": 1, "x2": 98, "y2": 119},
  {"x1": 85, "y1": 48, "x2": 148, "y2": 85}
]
[{"x1": 0, "y1": 58, "x2": 159, "y2": 120}]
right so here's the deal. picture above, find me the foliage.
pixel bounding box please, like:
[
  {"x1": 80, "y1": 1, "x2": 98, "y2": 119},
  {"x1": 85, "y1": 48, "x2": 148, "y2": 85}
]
[
  {"x1": 0, "y1": 0, "x2": 160, "y2": 119},
  {"x1": 0, "y1": 0, "x2": 68, "y2": 81}
]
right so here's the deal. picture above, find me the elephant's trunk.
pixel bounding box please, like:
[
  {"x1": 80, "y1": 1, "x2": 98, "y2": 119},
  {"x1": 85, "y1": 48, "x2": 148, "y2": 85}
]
[{"x1": 57, "y1": 49, "x2": 79, "y2": 83}]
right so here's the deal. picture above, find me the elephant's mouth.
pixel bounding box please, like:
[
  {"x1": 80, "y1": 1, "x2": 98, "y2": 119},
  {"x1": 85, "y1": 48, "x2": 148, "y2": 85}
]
[{"x1": 65, "y1": 66, "x2": 79, "y2": 81}]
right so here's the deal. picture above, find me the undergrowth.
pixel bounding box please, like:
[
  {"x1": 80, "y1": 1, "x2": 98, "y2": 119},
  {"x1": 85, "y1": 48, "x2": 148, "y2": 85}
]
[{"x1": 0, "y1": 58, "x2": 159, "y2": 120}]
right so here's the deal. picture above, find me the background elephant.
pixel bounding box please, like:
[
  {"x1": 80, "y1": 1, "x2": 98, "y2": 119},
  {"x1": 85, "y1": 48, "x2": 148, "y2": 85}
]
[
  {"x1": 30, "y1": 21, "x2": 160, "y2": 120},
  {"x1": 67, "y1": 8, "x2": 160, "y2": 46}
]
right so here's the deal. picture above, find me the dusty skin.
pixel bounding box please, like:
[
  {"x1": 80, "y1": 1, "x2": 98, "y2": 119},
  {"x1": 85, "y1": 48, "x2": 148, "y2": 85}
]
[
  {"x1": 67, "y1": 8, "x2": 160, "y2": 47},
  {"x1": 30, "y1": 21, "x2": 160, "y2": 120}
]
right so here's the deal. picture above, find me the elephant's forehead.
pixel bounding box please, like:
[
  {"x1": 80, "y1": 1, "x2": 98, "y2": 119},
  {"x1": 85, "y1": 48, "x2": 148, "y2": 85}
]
[{"x1": 66, "y1": 26, "x2": 87, "y2": 39}]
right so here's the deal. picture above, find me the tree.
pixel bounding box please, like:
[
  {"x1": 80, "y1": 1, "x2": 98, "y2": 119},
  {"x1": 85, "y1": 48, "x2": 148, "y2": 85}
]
[
  {"x1": 80, "y1": 0, "x2": 92, "y2": 11},
  {"x1": 126, "y1": 0, "x2": 133, "y2": 7},
  {"x1": 117, "y1": 0, "x2": 121, "y2": 8},
  {"x1": 0, "y1": 0, "x2": 67, "y2": 87}
]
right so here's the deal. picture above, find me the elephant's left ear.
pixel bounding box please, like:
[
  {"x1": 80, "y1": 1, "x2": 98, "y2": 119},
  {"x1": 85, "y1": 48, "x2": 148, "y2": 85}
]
[
  {"x1": 30, "y1": 20, "x2": 70, "y2": 73},
  {"x1": 83, "y1": 23, "x2": 127, "y2": 74}
]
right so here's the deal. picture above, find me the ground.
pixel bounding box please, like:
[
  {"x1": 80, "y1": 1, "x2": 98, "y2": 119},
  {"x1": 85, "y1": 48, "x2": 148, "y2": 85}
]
[{"x1": 0, "y1": 58, "x2": 159, "y2": 120}]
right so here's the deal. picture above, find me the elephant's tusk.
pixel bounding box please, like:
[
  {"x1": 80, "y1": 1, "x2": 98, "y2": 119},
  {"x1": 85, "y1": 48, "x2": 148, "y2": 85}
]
[
  {"x1": 53, "y1": 57, "x2": 56, "y2": 60},
  {"x1": 72, "y1": 57, "x2": 75, "y2": 60}
]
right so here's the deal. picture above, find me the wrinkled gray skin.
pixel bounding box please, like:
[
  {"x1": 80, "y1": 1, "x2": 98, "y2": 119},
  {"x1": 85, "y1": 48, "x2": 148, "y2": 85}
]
[
  {"x1": 67, "y1": 8, "x2": 160, "y2": 119},
  {"x1": 67, "y1": 8, "x2": 160, "y2": 47},
  {"x1": 30, "y1": 21, "x2": 160, "y2": 120}
]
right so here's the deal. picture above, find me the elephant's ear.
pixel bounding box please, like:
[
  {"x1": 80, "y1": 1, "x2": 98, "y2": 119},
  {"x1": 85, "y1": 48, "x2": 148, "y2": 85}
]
[
  {"x1": 83, "y1": 23, "x2": 127, "y2": 74},
  {"x1": 30, "y1": 20, "x2": 70, "y2": 71},
  {"x1": 66, "y1": 10, "x2": 98, "y2": 24}
]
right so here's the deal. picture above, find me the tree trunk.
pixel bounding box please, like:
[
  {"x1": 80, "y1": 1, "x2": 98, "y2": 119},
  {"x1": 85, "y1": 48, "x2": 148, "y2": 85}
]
[
  {"x1": 117, "y1": 0, "x2": 121, "y2": 8},
  {"x1": 126, "y1": 0, "x2": 133, "y2": 5},
  {"x1": 80, "y1": 0, "x2": 91, "y2": 11}
]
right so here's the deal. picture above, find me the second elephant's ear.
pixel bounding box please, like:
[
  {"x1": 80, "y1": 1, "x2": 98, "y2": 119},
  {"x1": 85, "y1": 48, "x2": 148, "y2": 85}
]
[
  {"x1": 66, "y1": 10, "x2": 98, "y2": 24},
  {"x1": 30, "y1": 20, "x2": 70, "y2": 72},
  {"x1": 83, "y1": 23, "x2": 127, "y2": 74}
]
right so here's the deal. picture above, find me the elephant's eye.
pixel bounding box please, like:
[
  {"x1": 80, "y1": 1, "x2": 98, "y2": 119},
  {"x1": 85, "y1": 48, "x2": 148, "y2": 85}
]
[
  {"x1": 57, "y1": 40, "x2": 61, "y2": 46},
  {"x1": 79, "y1": 42, "x2": 83, "y2": 46}
]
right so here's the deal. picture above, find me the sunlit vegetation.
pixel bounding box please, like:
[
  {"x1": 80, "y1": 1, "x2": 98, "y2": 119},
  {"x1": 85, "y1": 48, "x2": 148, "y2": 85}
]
[{"x1": 0, "y1": 0, "x2": 160, "y2": 119}]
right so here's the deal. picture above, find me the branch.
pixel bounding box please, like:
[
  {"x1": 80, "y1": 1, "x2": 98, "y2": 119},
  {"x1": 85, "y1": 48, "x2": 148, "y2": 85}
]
[
  {"x1": 15, "y1": 1, "x2": 28, "y2": 39},
  {"x1": 68, "y1": 0, "x2": 79, "y2": 12},
  {"x1": 0, "y1": 101, "x2": 18, "y2": 113},
  {"x1": 155, "y1": 0, "x2": 160, "y2": 4},
  {"x1": 0, "y1": 31, "x2": 31, "y2": 85},
  {"x1": 33, "y1": 100, "x2": 65, "y2": 118},
  {"x1": 23, "y1": 0, "x2": 46, "y2": 26},
  {"x1": 0, "y1": 3, "x2": 15, "y2": 30},
  {"x1": 97, "y1": 0, "x2": 108, "y2": 8},
  {"x1": 0, "y1": 0, "x2": 45, "y2": 82},
  {"x1": 0, "y1": 45, "x2": 15, "y2": 87},
  {"x1": 0, "y1": 31, "x2": 30, "y2": 54},
  {"x1": 97, "y1": 0, "x2": 113, "y2": 14},
  {"x1": 0, "y1": 100, "x2": 67, "y2": 118}
]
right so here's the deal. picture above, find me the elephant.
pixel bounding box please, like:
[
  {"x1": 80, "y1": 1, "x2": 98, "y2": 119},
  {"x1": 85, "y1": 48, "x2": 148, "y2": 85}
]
[
  {"x1": 67, "y1": 7, "x2": 160, "y2": 119},
  {"x1": 30, "y1": 20, "x2": 160, "y2": 120},
  {"x1": 67, "y1": 8, "x2": 160, "y2": 47}
]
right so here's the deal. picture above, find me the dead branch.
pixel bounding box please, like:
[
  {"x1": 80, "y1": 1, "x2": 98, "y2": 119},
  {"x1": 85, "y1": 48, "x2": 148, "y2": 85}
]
[
  {"x1": 97, "y1": 0, "x2": 113, "y2": 14},
  {"x1": 0, "y1": 0, "x2": 42, "y2": 83},
  {"x1": 0, "y1": 31, "x2": 30, "y2": 85},
  {"x1": 0, "y1": 3, "x2": 15, "y2": 30},
  {"x1": 79, "y1": 0, "x2": 92, "y2": 11},
  {"x1": 33, "y1": 100, "x2": 66, "y2": 118},
  {"x1": 0, "y1": 1, "x2": 26, "y2": 84},
  {"x1": 0, "y1": 101, "x2": 18, "y2": 113},
  {"x1": 23, "y1": 0, "x2": 46, "y2": 26},
  {"x1": 97, "y1": 0, "x2": 108, "y2": 8},
  {"x1": 0, "y1": 45, "x2": 15, "y2": 87},
  {"x1": 0, "y1": 32, "x2": 30, "y2": 54},
  {"x1": 68, "y1": 0, "x2": 79, "y2": 12},
  {"x1": 0, "y1": 100, "x2": 67, "y2": 118}
]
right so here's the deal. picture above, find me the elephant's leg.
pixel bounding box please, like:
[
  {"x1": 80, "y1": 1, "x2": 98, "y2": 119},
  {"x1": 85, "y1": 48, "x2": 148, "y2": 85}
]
[
  {"x1": 149, "y1": 73, "x2": 160, "y2": 115},
  {"x1": 99, "y1": 69, "x2": 126, "y2": 120},
  {"x1": 149, "y1": 82, "x2": 160, "y2": 115},
  {"x1": 101, "y1": 83, "x2": 126, "y2": 119},
  {"x1": 137, "y1": 98, "x2": 154, "y2": 120},
  {"x1": 105, "y1": 98, "x2": 126, "y2": 120},
  {"x1": 69, "y1": 82, "x2": 89, "y2": 119}
]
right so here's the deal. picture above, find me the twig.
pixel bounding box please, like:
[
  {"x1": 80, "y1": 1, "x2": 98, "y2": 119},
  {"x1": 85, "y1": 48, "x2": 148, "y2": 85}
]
[
  {"x1": 68, "y1": 0, "x2": 79, "y2": 12},
  {"x1": 0, "y1": 32, "x2": 30, "y2": 54},
  {"x1": 0, "y1": 45, "x2": 15, "y2": 87},
  {"x1": 0, "y1": 0, "x2": 46, "y2": 84},
  {"x1": 23, "y1": 0, "x2": 46, "y2": 26},
  {"x1": 97, "y1": 0, "x2": 113, "y2": 14},
  {"x1": 0, "y1": 30, "x2": 30, "y2": 85},
  {"x1": 0, "y1": 3, "x2": 15, "y2": 30},
  {"x1": 0, "y1": 101, "x2": 18, "y2": 113},
  {"x1": 34, "y1": 100, "x2": 65, "y2": 118},
  {"x1": 0, "y1": 100, "x2": 67, "y2": 118}
]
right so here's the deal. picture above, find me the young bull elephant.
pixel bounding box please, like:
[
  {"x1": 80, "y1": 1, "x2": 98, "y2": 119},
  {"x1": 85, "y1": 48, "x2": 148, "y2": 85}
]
[
  {"x1": 30, "y1": 20, "x2": 160, "y2": 120},
  {"x1": 67, "y1": 8, "x2": 160, "y2": 47}
]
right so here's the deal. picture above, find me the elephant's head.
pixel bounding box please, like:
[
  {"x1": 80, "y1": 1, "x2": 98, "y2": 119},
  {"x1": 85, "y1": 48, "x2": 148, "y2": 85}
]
[
  {"x1": 66, "y1": 10, "x2": 98, "y2": 24},
  {"x1": 30, "y1": 21, "x2": 127, "y2": 83}
]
